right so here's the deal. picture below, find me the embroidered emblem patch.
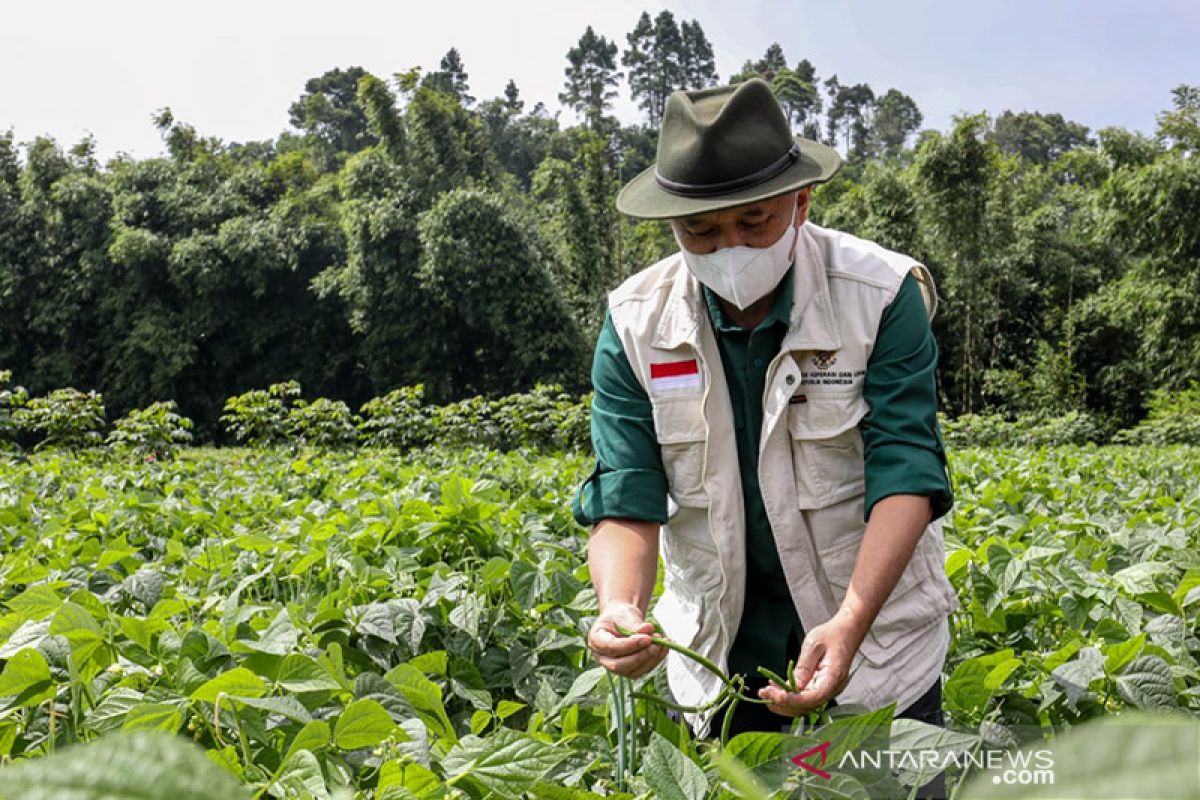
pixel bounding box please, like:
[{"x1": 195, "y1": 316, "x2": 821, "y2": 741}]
[
  {"x1": 811, "y1": 350, "x2": 838, "y2": 370},
  {"x1": 650, "y1": 359, "x2": 701, "y2": 394}
]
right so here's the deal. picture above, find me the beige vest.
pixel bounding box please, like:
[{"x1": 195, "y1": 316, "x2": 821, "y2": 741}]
[{"x1": 606, "y1": 221, "x2": 959, "y2": 737}]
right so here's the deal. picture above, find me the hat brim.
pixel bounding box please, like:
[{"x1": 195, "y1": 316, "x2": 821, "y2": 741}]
[{"x1": 615, "y1": 136, "x2": 842, "y2": 220}]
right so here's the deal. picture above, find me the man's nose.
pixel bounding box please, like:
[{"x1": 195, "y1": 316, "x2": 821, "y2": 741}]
[{"x1": 713, "y1": 226, "x2": 749, "y2": 251}]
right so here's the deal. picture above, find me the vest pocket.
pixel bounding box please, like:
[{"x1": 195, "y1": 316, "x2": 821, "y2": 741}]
[
  {"x1": 653, "y1": 398, "x2": 708, "y2": 508},
  {"x1": 653, "y1": 543, "x2": 722, "y2": 651},
  {"x1": 821, "y1": 525, "x2": 952, "y2": 664},
  {"x1": 787, "y1": 392, "x2": 868, "y2": 508}
]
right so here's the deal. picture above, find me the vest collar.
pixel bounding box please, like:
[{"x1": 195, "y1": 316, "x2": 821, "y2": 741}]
[{"x1": 651, "y1": 221, "x2": 842, "y2": 352}]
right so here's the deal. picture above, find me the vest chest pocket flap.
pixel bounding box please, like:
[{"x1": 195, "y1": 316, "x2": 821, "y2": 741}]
[
  {"x1": 787, "y1": 392, "x2": 869, "y2": 508},
  {"x1": 652, "y1": 398, "x2": 708, "y2": 508}
]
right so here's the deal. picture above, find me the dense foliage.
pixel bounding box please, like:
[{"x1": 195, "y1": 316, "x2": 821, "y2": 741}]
[
  {"x1": 2, "y1": 15, "x2": 1198, "y2": 440},
  {"x1": 0, "y1": 444, "x2": 1196, "y2": 797}
]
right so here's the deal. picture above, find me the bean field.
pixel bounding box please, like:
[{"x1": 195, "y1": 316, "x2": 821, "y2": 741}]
[{"x1": 0, "y1": 445, "x2": 1197, "y2": 798}]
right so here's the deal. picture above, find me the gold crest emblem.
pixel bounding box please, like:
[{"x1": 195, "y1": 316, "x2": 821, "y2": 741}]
[{"x1": 811, "y1": 350, "x2": 838, "y2": 370}]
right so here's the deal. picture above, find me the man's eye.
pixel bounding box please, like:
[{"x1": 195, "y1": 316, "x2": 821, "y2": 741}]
[{"x1": 742, "y1": 219, "x2": 765, "y2": 229}]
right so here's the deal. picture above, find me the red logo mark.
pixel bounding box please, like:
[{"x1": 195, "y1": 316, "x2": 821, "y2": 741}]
[{"x1": 791, "y1": 741, "x2": 832, "y2": 779}]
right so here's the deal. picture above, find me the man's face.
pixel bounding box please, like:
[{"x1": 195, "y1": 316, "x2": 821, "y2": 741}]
[{"x1": 670, "y1": 187, "x2": 811, "y2": 255}]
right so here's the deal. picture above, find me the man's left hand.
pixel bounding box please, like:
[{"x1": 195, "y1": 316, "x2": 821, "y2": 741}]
[{"x1": 757, "y1": 616, "x2": 865, "y2": 716}]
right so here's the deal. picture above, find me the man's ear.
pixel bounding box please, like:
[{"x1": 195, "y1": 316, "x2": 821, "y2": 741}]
[{"x1": 796, "y1": 187, "x2": 813, "y2": 225}]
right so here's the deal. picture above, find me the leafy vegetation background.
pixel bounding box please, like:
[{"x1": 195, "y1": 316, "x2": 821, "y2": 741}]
[{"x1": 3, "y1": 13, "x2": 1199, "y2": 441}]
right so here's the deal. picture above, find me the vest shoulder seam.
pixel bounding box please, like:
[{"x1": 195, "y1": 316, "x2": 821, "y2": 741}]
[
  {"x1": 609, "y1": 282, "x2": 672, "y2": 309},
  {"x1": 826, "y1": 268, "x2": 905, "y2": 293}
]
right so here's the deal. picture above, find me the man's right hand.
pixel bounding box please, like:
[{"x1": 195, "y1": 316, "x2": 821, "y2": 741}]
[{"x1": 588, "y1": 601, "x2": 667, "y2": 679}]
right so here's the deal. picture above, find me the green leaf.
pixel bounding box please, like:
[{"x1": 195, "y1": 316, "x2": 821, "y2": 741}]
[
  {"x1": 641, "y1": 731, "x2": 709, "y2": 800},
  {"x1": 408, "y1": 650, "x2": 447, "y2": 676},
  {"x1": 379, "y1": 758, "x2": 443, "y2": 799},
  {"x1": 0, "y1": 648, "x2": 53, "y2": 708},
  {"x1": 496, "y1": 699, "x2": 525, "y2": 720},
  {"x1": 944, "y1": 548, "x2": 971, "y2": 580},
  {"x1": 1103, "y1": 633, "x2": 1146, "y2": 675},
  {"x1": 724, "y1": 731, "x2": 814, "y2": 769},
  {"x1": 122, "y1": 702, "x2": 183, "y2": 733},
  {"x1": 334, "y1": 698, "x2": 397, "y2": 750},
  {"x1": 271, "y1": 749, "x2": 328, "y2": 799},
  {"x1": 276, "y1": 653, "x2": 342, "y2": 693},
  {"x1": 385, "y1": 663, "x2": 456, "y2": 742},
  {"x1": 526, "y1": 782, "x2": 609, "y2": 800},
  {"x1": 84, "y1": 688, "x2": 144, "y2": 736},
  {"x1": 49, "y1": 602, "x2": 105, "y2": 664},
  {"x1": 190, "y1": 667, "x2": 266, "y2": 704},
  {"x1": 229, "y1": 694, "x2": 312, "y2": 724},
  {"x1": 706, "y1": 748, "x2": 775, "y2": 800},
  {"x1": 983, "y1": 656, "x2": 1023, "y2": 691},
  {"x1": 818, "y1": 703, "x2": 896, "y2": 762},
  {"x1": 285, "y1": 719, "x2": 332, "y2": 763},
  {"x1": 443, "y1": 727, "x2": 570, "y2": 799},
  {"x1": 0, "y1": 730, "x2": 250, "y2": 799},
  {"x1": 244, "y1": 608, "x2": 298, "y2": 656},
  {"x1": 6, "y1": 584, "x2": 63, "y2": 621},
  {"x1": 1115, "y1": 655, "x2": 1176, "y2": 709},
  {"x1": 551, "y1": 665, "x2": 605, "y2": 715},
  {"x1": 946, "y1": 649, "x2": 1016, "y2": 715},
  {"x1": 1051, "y1": 647, "x2": 1106, "y2": 707}
]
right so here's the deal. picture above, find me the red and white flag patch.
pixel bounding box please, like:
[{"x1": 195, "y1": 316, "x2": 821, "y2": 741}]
[{"x1": 650, "y1": 359, "x2": 701, "y2": 394}]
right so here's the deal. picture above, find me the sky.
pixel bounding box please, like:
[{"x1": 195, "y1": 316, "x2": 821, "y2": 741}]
[{"x1": 2, "y1": 0, "x2": 1197, "y2": 162}]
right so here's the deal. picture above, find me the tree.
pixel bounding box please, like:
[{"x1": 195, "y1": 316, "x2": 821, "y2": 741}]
[
  {"x1": 914, "y1": 114, "x2": 1005, "y2": 413},
  {"x1": 771, "y1": 68, "x2": 821, "y2": 133},
  {"x1": 503, "y1": 78, "x2": 523, "y2": 113},
  {"x1": 622, "y1": 11, "x2": 685, "y2": 127},
  {"x1": 477, "y1": 92, "x2": 560, "y2": 190},
  {"x1": 418, "y1": 189, "x2": 588, "y2": 398},
  {"x1": 560, "y1": 26, "x2": 622, "y2": 130},
  {"x1": 532, "y1": 130, "x2": 621, "y2": 342},
  {"x1": 404, "y1": 85, "x2": 499, "y2": 207},
  {"x1": 318, "y1": 138, "x2": 438, "y2": 398},
  {"x1": 1156, "y1": 83, "x2": 1200, "y2": 153},
  {"x1": 823, "y1": 74, "x2": 842, "y2": 146},
  {"x1": 872, "y1": 89, "x2": 923, "y2": 155},
  {"x1": 288, "y1": 67, "x2": 377, "y2": 160},
  {"x1": 421, "y1": 48, "x2": 474, "y2": 105},
  {"x1": 989, "y1": 110, "x2": 1092, "y2": 164},
  {"x1": 825, "y1": 81, "x2": 876, "y2": 159},
  {"x1": 679, "y1": 20, "x2": 719, "y2": 88},
  {"x1": 356, "y1": 74, "x2": 405, "y2": 161},
  {"x1": 732, "y1": 42, "x2": 788, "y2": 84}
]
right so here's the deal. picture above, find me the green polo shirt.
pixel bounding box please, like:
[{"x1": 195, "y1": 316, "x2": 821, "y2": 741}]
[{"x1": 571, "y1": 268, "x2": 953, "y2": 680}]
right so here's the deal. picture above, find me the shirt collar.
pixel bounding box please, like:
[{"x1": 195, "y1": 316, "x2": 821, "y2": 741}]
[{"x1": 702, "y1": 262, "x2": 795, "y2": 334}]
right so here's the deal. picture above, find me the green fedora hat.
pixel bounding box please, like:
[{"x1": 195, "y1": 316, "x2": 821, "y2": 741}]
[{"x1": 616, "y1": 78, "x2": 841, "y2": 220}]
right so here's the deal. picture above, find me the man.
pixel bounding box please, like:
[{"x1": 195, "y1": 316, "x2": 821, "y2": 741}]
[{"x1": 570, "y1": 79, "x2": 958, "y2": 768}]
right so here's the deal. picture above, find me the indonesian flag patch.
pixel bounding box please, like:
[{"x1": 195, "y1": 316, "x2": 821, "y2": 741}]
[{"x1": 650, "y1": 359, "x2": 701, "y2": 394}]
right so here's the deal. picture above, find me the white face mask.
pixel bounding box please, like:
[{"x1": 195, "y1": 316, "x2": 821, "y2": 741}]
[{"x1": 673, "y1": 201, "x2": 800, "y2": 310}]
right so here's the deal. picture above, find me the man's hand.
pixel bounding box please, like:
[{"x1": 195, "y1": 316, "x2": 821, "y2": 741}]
[
  {"x1": 587, "y1": 518, "x2": 662, "y2": 678},
  {"x1": 757, "y1": 616, "x2": 864, "y2": 715},
  {"x1": 588, "y1": 601, "x2": 667, "y2": 678},
  {"x1": 758, "y1": 494, "x2": 934, "y2": 715}
]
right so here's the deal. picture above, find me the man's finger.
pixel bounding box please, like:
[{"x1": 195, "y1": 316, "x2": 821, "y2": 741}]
[
  {"x1": 590, "y1": 626, "x2": 653, "y2": 657},
  {"x1": 792, "y1": 637, "x2": 823, "y2": 690},
  {"x1": 598, "y1": 642, "x2": 666, "y2": 677}
]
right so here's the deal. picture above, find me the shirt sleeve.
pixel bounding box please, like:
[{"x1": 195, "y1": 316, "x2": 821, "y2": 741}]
[
  {"x1": 860, "y1": 270, "x2": 954, "y2": 523},
  {"x1": 571, "y1": 308, "x2": 669, "y2": 527}
]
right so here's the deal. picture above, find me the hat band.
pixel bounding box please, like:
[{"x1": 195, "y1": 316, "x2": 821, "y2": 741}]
[{"x1": 654, "y1": 142, "x2": 801, "y2": 197}]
